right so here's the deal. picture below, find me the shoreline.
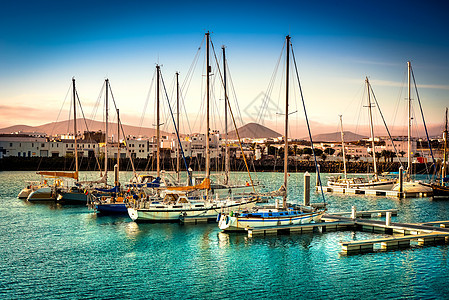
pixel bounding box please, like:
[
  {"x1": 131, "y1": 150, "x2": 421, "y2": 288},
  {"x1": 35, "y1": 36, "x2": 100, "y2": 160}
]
[{"x1": 0, "y1": 157, "x2": 434, "y2": 174}]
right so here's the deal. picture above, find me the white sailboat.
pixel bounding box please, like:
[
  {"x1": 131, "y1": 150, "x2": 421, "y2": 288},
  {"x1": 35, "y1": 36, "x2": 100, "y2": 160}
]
[
  {"x1": 127, "y1": 33, "x2": 258, "y2": 222},
  {"x1": 327, "y1": 80, "x2": 395, "y2": 190},
  {"x1": 392, "y1": 62, "x2": 432, "y2": 193},
  {"x1": 218, "y1": 35, "x2": 325, "y2": 231}
]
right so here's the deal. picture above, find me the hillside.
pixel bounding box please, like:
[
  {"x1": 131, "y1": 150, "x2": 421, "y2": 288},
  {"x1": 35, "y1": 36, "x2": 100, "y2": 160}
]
[
  {"x1": 227, "y1": 122, "x2": 281, "y2": 139},
  {"x1": 0, "y1": 119, "x2": 170, "y2": 138},
  {"x1": 309, "y1": 131, "x2": 368, "y2": 142}
]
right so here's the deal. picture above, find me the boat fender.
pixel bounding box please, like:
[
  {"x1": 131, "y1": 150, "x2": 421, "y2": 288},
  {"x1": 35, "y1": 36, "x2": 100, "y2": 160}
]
[
  {"x1": 226, "y1": 215, "x2": 230, "y2": 225},
  {"x1": 230, "y1": 211, "x2": 233, "y2": 217},
  {"x1": 216, "y1": 213, "x2": 221, "y2": 222}
]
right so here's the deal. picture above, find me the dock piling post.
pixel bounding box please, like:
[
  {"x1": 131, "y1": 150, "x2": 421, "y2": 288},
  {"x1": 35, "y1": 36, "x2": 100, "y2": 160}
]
[
  {"x1": 386, "y1": 211, "x2": 392, "y2": 227},
  {"x1": 304, "y1": 172, "x2": 310, "y2": 206},
  {"x1": 399, "y1": 166, "x2": 404, "y2": 195},
  {"x1": 316, "y1": 165, "x2": 320, "y2": 187},
  {"x1": 351, "y1": 206, "x2": 356, "y2": 219}
]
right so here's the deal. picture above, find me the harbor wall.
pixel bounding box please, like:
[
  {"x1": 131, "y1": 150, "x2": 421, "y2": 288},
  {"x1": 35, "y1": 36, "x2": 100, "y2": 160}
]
[{"x1": 0, "y1": 156, "x2": 433, "y2": 174}]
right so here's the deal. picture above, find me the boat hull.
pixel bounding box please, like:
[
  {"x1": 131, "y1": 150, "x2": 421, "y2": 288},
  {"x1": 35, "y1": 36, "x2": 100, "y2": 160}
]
[
  {"x1": 18, "y1": 188, "x2": 33, "y2": 199},
  {"x1": 57, "y1": 190, "x2": 89, "y2": 204},
  {"x1": 27, "y1": 187, "x2": 55, "y2": 201},
  {"x1": 327, "y1": 179, "x2": 395, "y2": 190},
  {"x1": 96, "y1": 203, "x2": 128, "y2": 214},
  {"x1": 218, "y1": 210, "x2": 325, "y2": 231},
  {"x1": 128, "y1": 199, "x2": 257, "y2": 222},
  {"x1": 431, "y1": 184, "x2": 449, "y2": 199}
]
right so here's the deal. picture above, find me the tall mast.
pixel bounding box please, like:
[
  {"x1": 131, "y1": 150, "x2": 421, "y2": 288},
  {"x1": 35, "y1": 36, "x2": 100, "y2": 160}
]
[
  {"x1": 105, "y1": 79, "x2": 109, "y2": 185},
  {"x1": 407, "y1": 61, "x2": 412, "y2": 178},
  {"x1": 283, "y1": 35, "x2": 290, "y2": 209},
  {"x1": 205, "y1": 32, "x2": 211, "y2": 184},
  {"x1": 156, "y1": 65, "x2": 161, "y2": 178},
  {"x1": 176, "y1": 72, "x2": 180, "y2": 184},
  {"x1": 366, "y1": 77, "x2": 378, "y2": 180},
  {"x1": 222, "y1": 45, "x2": 229, "y2": 185},
  {"x1": 72, "y1": 78, "x2": 79, "y2": 181},
  {"x1": 442, "y1": 107, "x2": 448, "y2": 185},
  {"x1": 339, "y1": 115, "x2": 347, "y2": 179},
  {"x1": 116, "y1": 108, "x2": 120, "y2": 187}
]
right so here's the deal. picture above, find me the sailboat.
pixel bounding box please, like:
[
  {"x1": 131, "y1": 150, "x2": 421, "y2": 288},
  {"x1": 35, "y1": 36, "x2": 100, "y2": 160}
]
[
  {"x1": 392, "y1": 62, "x2": 433, "y2": 193},
  {"x1": 28, "y1": 78, "x2": 83, "y2": 202},
  {"x1": 218, "y1": 35, "x2": 325, "y2": 231},
  {"x1": 127, "y1": 33, "x2": 258, "y2": 222},
  {"x1": 55, "y1": 78, "x2": 112, "y2": 204},
  {"x1": 429, "y1": 108, "x2": 449, "y2": 198},
  {"x1": 327, "y1": 78, "x2": 396, "y2": 190}
]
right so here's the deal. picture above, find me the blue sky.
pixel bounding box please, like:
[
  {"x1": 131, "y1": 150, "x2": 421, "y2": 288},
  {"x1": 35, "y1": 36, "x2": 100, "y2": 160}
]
[{"x1": 1, "y1": 0, "x2": 448, "y2": 137}]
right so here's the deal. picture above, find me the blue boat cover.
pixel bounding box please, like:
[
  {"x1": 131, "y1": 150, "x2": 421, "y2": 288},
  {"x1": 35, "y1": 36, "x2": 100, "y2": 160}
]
[
  {"x1": 125, "y1": 177, "x2": 161, "y2": 188},
  {"x1": 95, "y1": 186, "x2": 120, "y2": 193},
  {"x1": 146, "y1": 177, "x2": 161, "y2": 188}
]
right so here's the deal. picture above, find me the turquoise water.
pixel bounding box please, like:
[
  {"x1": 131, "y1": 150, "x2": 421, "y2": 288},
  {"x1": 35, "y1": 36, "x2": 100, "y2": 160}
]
[{"x1": 1, "y1": 171, "x2": 449, "y2": 299}]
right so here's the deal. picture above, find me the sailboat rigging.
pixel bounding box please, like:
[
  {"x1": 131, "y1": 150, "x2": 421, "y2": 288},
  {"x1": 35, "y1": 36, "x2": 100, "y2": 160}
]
[
  {"x1": 327, "y1": 77, "x2": 396, "y2": 190},
  {"x1": 127, "y1": 32, "x2": 258, "y2": 222},
  {"x1": 218, "y1": 35, "x2": 325, "y2": 231},
  {"x1": 392, "y1": 61, "x2": 433, "y2": 193}
]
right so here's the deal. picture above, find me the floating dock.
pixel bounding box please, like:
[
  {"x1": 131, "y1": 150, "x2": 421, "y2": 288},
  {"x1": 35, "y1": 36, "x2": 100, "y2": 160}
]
[
  {"x1": 246, "y1": 220, "x2": 355, "y2": 237},
  {"x1": 243, "y1": 209, "x2": 449, "y2": 255},
  {"x1": 245, "y1": 209, "x2": 397, "y2": 237},
  {"x1": 316, "y1": 186, "x2": 433, "y2": 198},
  {"x1": 179, "y1": 215, "x2": 217, "y2": 224}
]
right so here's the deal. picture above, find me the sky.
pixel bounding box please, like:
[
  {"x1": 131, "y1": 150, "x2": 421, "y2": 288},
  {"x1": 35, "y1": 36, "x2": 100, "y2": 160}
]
[{"x1": 1, "y1": 0, "x2": 448, "y2": 138}]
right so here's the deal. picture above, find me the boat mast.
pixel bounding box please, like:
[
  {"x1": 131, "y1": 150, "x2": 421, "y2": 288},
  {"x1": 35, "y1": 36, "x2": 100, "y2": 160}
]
[
  {"x1": 205, "y1": 32, "x2": 211, "y2": 188},
  {"x1": 176, "y1": 72, "x2": 180, "y2": 184},
  {"x1": 156, "y1": 65, "x2": 161, "y2": 178},
  {"x1": 339, "y1": 115, "x2": 347, "y2": 179},
  {"x1": 222, "y1": 45, "x2": 229, "y2": 185},
  {"x1": 443, "y1": 107, "x2": 448, "y2": 185},
  {"x1": 283, "y1": 35, "x2": 290, "y2": 209},
  {"x1": 116, "y1": 108, "x2": 120, "y2": 187},
  {"x1": 73, "y1": 78, "x2": 79, "y2": 181},
  {"x1": 105, "y1": 79, "x2": 109, "y2": 185},
  {"x1": 407, "y1": 61, "x2": 412, "y2": 179},
  {"x1": 366, "y1": 77, "x2": 378, "y2": 180}
]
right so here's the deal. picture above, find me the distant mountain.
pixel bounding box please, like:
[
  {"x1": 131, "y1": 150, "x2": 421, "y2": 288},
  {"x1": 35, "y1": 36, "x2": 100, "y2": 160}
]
[
  {"x1": 308, "y1": 131, "x2": 368, "y2": 142},
  {"x1": 227, "y1": 122, "x2": 281, "y2": 139},
  {"x1": 0, "y1": 119, "x2": 170, "y2": 138}
]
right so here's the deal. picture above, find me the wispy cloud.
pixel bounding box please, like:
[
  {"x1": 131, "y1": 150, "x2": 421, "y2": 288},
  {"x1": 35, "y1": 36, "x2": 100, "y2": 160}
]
[
  {"x1": 0, "y1": 105, "x2": 59, "y2": 127},
  {"x1": 341, "y1": 78, "x2": 449, "y2": 90}
]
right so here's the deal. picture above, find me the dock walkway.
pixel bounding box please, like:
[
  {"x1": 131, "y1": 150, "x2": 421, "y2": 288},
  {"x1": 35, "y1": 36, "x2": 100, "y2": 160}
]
[
  {"x1": 317, "y1": 186, "x2": 432, "y2": 198},
  {"x1": 244, "y1": 211, "x2": 449, "y2": 254}
]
